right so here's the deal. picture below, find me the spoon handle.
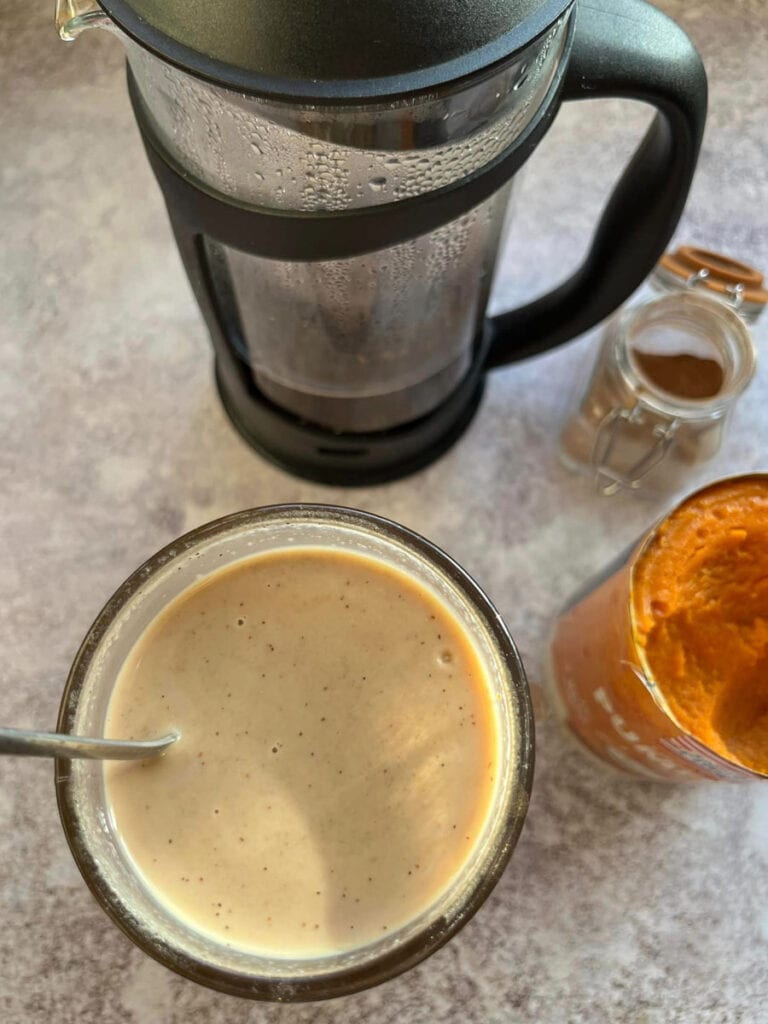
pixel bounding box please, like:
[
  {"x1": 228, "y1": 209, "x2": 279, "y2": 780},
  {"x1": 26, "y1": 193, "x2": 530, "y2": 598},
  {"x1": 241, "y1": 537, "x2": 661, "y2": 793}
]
[{"x1": 0, "y1": 727, "x2": 178, "y2": 760}]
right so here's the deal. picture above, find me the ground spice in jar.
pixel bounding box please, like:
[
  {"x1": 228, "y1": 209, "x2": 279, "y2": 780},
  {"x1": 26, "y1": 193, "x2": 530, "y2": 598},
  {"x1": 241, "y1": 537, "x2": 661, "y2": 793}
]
[{"x1": 632, "y1": 349, "x2": 724, "y2": 400}]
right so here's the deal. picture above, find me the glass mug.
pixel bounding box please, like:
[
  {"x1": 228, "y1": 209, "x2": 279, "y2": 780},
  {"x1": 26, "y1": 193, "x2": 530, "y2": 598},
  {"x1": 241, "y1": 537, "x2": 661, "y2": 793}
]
[{"x1": 55, "y1": 505, "x2": 533, "y2": 1000}]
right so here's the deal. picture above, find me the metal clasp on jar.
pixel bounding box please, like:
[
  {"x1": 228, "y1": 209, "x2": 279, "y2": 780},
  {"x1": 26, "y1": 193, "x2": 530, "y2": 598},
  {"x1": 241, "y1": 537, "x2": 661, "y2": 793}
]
[{"x1": 592, "y1": 404, "x2": 680, "y2": 496}]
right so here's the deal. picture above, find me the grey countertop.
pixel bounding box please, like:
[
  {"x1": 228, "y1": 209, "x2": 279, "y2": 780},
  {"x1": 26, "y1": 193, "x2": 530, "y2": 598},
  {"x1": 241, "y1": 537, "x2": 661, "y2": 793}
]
[{"x1": 2, "y1": 2, "x2": 768, "y2": 1021}]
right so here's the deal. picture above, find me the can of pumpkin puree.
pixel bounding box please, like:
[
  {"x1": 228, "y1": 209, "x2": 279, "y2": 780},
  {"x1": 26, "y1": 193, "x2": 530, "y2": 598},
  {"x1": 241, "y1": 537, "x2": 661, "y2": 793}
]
[{"x1": 548, "y1": 474, "x2": 768, "y2": 782}]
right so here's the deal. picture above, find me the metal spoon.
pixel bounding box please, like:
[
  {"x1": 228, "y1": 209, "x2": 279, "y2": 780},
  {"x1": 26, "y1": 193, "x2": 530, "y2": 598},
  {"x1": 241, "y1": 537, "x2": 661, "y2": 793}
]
[{"x1": 0, "y1": 727, "x2": 179, "y2": 760}]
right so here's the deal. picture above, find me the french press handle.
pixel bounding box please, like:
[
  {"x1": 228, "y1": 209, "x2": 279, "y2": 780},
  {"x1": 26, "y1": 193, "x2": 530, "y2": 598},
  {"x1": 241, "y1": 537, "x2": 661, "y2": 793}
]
[{"x1": 487, "y1": 0, "x2": 708, "y2": 367}]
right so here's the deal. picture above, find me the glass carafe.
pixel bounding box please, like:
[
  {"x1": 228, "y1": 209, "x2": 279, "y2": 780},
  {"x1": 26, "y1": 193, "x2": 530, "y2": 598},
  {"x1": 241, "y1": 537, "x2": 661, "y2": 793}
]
[{"x1": 69, "y1": 8, "x2": 571, "y2": 431}]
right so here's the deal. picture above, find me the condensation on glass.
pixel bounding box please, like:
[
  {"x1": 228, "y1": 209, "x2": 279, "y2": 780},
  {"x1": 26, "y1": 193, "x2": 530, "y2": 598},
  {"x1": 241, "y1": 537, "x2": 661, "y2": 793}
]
[{"x1": 123, "y1": 20, "x2": 570, "y2": 210}]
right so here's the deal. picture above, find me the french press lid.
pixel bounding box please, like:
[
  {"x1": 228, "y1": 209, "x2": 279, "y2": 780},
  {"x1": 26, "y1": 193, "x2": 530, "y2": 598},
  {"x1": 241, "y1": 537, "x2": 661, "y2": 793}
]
[{"x1": 98, "y1": 0, "x2": 573, "y2": 100}]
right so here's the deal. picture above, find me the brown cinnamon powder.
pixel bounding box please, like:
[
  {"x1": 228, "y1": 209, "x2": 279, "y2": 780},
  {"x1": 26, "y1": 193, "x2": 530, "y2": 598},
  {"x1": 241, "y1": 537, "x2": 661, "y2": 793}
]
[{"x1": 633, "y1": 350, "x2": 724, "y2": 400}]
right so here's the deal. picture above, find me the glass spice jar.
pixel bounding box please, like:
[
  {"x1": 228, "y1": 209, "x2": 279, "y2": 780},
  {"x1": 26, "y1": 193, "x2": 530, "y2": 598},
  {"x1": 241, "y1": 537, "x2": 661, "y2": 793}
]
[{"x1": 560, "y1": 246, "x2": 764, "y2": 496}]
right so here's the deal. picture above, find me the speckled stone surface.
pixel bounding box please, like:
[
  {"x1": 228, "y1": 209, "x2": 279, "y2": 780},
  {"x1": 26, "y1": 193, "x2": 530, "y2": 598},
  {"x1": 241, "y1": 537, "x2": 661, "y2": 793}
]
[{"x1": 1, "y1": 2, "x2": 768, "y2": 1021}]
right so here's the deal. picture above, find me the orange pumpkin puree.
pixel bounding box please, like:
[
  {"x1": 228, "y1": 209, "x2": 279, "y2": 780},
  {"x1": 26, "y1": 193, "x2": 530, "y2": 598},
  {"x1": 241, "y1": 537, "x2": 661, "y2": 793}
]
[{"x1": 632, "y1": 476, "x2": 768, "y2": 773}]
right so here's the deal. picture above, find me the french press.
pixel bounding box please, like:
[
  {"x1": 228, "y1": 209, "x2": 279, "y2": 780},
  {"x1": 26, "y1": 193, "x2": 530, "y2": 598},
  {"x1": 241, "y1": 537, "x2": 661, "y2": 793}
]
[{"x1": 57, "y1": 0, "x2": 707, "y2": 483}]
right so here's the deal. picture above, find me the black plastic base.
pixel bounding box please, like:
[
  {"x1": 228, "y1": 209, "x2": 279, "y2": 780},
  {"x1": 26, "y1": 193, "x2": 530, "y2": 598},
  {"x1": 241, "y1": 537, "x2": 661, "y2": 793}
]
[{"x1": 214, "y1": 337, "x2": 488, "y2": 486}]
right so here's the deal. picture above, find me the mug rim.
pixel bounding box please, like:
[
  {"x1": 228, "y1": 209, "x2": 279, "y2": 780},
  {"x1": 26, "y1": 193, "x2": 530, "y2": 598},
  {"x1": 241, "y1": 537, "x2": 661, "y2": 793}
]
[{"x1": 55, "y1": 503, "x2": 534, "y2": 1001}]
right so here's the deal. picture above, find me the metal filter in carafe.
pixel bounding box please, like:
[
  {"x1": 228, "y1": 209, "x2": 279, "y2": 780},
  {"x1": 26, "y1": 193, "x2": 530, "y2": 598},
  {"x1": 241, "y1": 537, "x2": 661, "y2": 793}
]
[{"x1": 58, "y1": 0, "x2": 708, "y2": 483}]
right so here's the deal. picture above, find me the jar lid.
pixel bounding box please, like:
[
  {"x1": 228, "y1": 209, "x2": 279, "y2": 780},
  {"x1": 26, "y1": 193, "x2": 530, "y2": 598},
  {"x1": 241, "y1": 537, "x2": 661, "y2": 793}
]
[{"x1": 653, "y1": 245, "x2": 767, "y2": 323}]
